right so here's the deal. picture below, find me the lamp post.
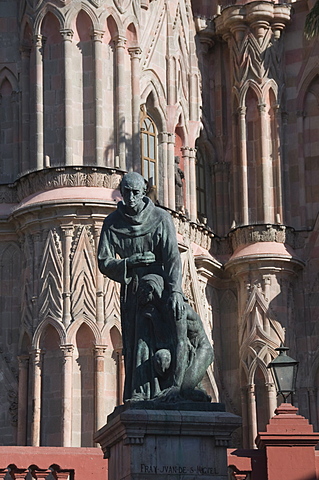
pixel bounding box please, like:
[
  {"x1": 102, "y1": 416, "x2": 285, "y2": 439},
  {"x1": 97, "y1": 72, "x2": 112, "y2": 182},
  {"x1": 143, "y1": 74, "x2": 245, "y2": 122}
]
[{"x1": 267, "y1": 345, "x2": 299, "y2": 403}]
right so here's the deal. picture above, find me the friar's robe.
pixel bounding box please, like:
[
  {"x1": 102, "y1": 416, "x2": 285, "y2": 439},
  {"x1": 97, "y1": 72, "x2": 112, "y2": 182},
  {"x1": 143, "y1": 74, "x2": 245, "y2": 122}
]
[{"x1": 97, "y1": 197, "x2": 183, "y2": 400}]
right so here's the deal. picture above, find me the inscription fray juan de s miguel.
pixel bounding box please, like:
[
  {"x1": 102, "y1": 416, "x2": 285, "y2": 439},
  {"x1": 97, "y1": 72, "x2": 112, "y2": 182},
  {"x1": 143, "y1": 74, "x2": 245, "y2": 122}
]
[{"x1": 140, "y1": 464, "x2": 215, "y2": 475}]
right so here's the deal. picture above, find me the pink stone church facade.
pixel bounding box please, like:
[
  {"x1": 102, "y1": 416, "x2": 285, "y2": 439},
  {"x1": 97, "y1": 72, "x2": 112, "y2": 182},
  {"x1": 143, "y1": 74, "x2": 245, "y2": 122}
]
[{"x1": 0, "y1": 0, "x2": 318, "y2": 451}]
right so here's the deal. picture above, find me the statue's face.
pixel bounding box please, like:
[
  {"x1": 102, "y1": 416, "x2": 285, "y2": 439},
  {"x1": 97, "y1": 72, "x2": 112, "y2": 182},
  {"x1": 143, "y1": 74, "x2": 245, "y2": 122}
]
[{"x1": 121, "y1": 176, "x2": 145, "y2": 214}]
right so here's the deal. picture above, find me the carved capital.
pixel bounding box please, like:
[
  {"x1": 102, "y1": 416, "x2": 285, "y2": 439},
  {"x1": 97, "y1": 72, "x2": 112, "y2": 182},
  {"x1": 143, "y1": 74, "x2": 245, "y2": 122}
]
[
  {"x1": 167, "y1": 133, "x2": 175, "y2": 144},
  {"x1": 258, "y1": 103, "x2": 267, "y2": 113},
  {"x1": 128, "y1": 47, "x2": 142, "y2": 59},
  {"x1": 92, "y1": 30, "x2": 104, "y2": 42},
  {"x1": 33, "y1": 34, "x2": 44, "y2": 48},
  {"x1": 265, "y1": 382, "x2": 275, "y2": 393},
  {"x1": 181, "y1": 146, "x2": 190, "y2": 156},
  {"x1": 60, "y1": 29, "x2": 74, "y2": 42},
  {"x1": 18, "y1": 355, "x2": 29, "y2": 370},
  {"x1": 94, "y1": 345, "x2": 107, "y2": 357},
  {"x1": 60, "y1": 344, "x2": 74, "y2": 358},
  {"x1": 30, "y1": 349, "x2": 43, "y2": 368},
  {"x1": 114, "y1": 35, "x2": 126, "y2": 48},
  {"x1": 158, "y1": 132, "x2": 168, "y2": 143},
  {"x1": 61, "y1": 224, "x2": 74, "y2": 237},
  {"x1": 188, "y1": 148, "x2": 196, "y2": 159},
  {"x1": 247, "y1": 384, "x2": 255, "y2": 394},
  {"x1": 237, "y1": 106, "x2": 246, "y2": 116}
]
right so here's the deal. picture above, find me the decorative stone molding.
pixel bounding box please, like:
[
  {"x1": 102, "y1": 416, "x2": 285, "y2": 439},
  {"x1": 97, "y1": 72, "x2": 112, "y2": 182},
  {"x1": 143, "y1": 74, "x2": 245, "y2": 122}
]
[
  {"x1": 0, "y1": 185, "x2": 16, "y2": 203},
  {"x1": 215, "y1": 1, "x2": 292, "y2": 115},
  {"x1": 14, "y1": 167, "x2": 123, "y2": 203},
  {"x1": 228, "y1": 224, "x2": 301, "y2": 251},
  {"x1": 60, "y1": 344, "x2": 74, "y2": 359},
  {"x1": 8, "y1": 389, "x2": 18, "y2": 425}
]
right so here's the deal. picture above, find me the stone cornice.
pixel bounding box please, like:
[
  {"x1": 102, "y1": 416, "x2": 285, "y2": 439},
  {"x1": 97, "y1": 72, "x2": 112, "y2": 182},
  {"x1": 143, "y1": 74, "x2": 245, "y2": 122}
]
[{"x1": 2, "y1": 167, "x2": 124, "y2": 204}]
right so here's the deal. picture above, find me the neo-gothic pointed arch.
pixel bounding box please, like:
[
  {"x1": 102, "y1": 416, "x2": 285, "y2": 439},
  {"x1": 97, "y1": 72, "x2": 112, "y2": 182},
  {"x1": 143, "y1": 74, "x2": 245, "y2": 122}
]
[
  {"x1": 32, "y1": 317, "x2": 66, "y2": 349},
  {"x1": 0, "y1": 68, "x2": 18, "y2": 93},
  {"x1": 20, "y1": 15, "x2": 34, "y2": 45},
  {"x1": 124, "y1": 19, "x2": 139, "y2": 46},
  {"x1": 18, "y1": 328, "x2": 32, "y2": 355},
  {"x1": 34, "y1": 4, "x2": 65, "y2": 34},
  {"x1": 174, "y1": 108, "x2": 188, "y2": 145},
  {"x1": 65, "y1": 3, "x2": 100, "y2": 31},
  {"x1": 246, "y1": 346, "x2": 273, "y2": 385},
  {"x1": 101, "y1": 10, "x2": 122, "y2": 38},
  {"x1": 240, "y1": 80, "x2": 263, "y2": 107},
  {"x1": 263, "y1": 79, "x2": 279, "y2": 104},
  {"x1": 66, "y1": 317, "x2": 102, "y2": 346},
  {"x1": 297, "y1": 65, "x2": 319, "y2": 112},
  {"x1": 141, "y1": 71, "x2": 167, "y2": 130},
  {"x1": 102, "y1": 315, "x2": 121, "y2": 344}
]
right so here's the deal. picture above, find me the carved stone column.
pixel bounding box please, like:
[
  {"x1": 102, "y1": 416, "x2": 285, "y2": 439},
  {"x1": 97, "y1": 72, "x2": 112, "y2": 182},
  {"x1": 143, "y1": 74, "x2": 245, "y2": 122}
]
[
  {"x1": 61, "y1": 224, "x2": 74, "y2": 328},
  {"x1": 32, "y1": 231, "x2": 42, "y2": 331},
  {"x1": 189, "y1": 147, "x2": 197, "y2": 221},
  {"x1": 93, "y1": 30, "x2": 105, "y2": 167},
  {"x1": 128, "y1": 47, "x2": 142, "y2": 172},
  {"x1": 181, "y1": 147, "x2": 190, "y2": 216},
  {"x1": 30, "y1": 348, "x2": 43, "y2": 446},
  {"x1": 20, "y1": 45, "x2": 31, "y2": 174},
  {"x1": 158, "y1": 132, "x2": 168, "y2": 207},
  {"x1": 114, "y1": 35, "x2": 127, "y2": 171},
  {"x1": 33, "y1": 35, "x2": 44, "y2": 171},
  {"x1": 94, "y1": 345, "x2": 107, "y2": 431},
  {"x1": 17, "y1": 354, "x2": 29, "y2": 445},
  {"x1": 247, "y1": 383, "x2": 258, "y2": 448},
  {"x1": 61, "y1": 344, "x2": 74, "y2": 446},
  {"x1": 238, "y1": 106, "x2": 249, "y2": 225},
  {"x1": 93, "y1": 223, "x2": 104, "y2": 328},
  {"x1": 266, "y1": 382, "x2": 277, "y2": 419},
  {"x1": 226, "y1": 225, "x2": 304, "y2": 449},
  {"x1": 259, "y1": 102, "x2": 272, "y2": 223},
  {"x1": 240, "y1": 386, "x2": 249, "y2": 449},
  {"x1": 215, "y1": 3, "x2": 292, "y2": 227},
  {"x1": 167, "y1": 133, "x2": 175, "y2": 211},
  {"x1": 60, "y1": 29, "x2": 74, "y2": 166}
]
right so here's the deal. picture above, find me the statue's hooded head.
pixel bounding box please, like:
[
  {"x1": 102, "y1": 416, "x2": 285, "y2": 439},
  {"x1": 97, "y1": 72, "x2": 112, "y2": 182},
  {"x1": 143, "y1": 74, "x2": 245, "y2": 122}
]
[{"x1": 119, "y1": 172, "x2": 147, "y2": 215}]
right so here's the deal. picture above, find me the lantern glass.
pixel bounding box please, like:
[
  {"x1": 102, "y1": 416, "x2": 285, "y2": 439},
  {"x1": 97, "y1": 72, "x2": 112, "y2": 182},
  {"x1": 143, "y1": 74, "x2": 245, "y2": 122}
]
[{"x1": 267, "y1": 346, "x2": 299, "y2": 403}]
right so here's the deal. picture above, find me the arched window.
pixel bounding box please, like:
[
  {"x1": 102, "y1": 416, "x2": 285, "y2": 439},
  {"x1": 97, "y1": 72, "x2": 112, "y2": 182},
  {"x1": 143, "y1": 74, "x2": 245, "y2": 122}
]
[
  {"x1": 141, "y1": 115, "x2": 157, "y2": 187},
  {"x1": 196, "y1": 148, "x2": 207, "y2": 220}
]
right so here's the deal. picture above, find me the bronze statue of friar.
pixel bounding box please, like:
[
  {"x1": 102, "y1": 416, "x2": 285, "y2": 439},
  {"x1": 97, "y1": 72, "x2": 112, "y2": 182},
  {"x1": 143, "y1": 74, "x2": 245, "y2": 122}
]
[{"x1": 98, "y1": 172, "x2": 214, "y2": 403}]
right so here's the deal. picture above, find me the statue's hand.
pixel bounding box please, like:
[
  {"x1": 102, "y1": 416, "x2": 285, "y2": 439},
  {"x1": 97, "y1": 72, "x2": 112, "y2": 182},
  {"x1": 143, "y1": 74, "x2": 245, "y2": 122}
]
[
  {"x1": 127, "y1": 251, "x2": 156, "y2": 268},
  {"x1": 167, "y1": 292, "x2": 184, "y2": 321}
]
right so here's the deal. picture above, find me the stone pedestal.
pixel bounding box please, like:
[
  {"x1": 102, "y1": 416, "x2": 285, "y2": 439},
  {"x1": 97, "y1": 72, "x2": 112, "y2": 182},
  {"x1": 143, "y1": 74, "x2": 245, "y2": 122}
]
[
  {"x1": 256, "y1": 403, "x2": 319, "y2": 480},
  {"x1": 94, "y1": 403, "x2": 241, "y2": 480}
]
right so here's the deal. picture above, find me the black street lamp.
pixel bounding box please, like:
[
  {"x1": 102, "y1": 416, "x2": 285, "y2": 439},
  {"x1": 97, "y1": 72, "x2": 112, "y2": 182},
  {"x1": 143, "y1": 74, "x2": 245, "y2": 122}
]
[{"x1": 267, "y1": 345, "x2": 299, "y2": 403}]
